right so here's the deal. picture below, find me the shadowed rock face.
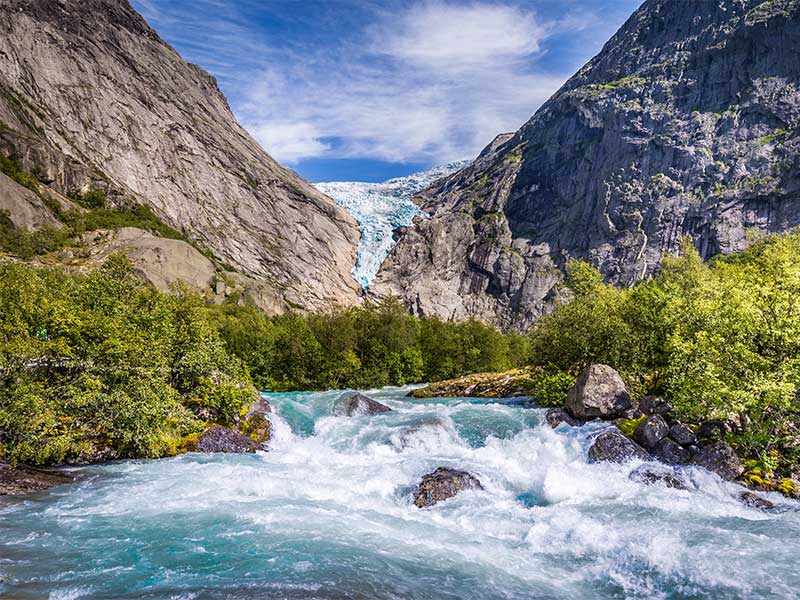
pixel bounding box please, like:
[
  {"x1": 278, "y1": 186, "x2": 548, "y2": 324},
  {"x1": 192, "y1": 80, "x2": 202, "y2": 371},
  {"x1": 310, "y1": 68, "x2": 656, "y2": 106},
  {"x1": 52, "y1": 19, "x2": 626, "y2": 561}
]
[
  {"x1": 372, "y1": 0, "x2": 800, "y2": 330},
  {"x1": 332, "y1": 392, "x2": 392, "y2": 417},
  {"x1": 0, "y1": 0, "x2": 360, "y2": 313}
]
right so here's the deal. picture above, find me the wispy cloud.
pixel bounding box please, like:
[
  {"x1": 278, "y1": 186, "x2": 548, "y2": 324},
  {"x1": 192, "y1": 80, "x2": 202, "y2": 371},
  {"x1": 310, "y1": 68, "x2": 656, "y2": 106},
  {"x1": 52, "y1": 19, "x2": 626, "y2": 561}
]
[{"x1": 132, "y1": 1, "x2": 621, "y2": 166}]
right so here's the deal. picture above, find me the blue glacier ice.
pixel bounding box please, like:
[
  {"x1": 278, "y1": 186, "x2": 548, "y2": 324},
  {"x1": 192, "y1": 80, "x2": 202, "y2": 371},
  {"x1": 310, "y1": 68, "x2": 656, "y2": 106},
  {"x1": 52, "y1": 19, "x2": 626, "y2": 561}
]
[{"x1": 316, "y1": 161, "x2": 470, "y2": 288}]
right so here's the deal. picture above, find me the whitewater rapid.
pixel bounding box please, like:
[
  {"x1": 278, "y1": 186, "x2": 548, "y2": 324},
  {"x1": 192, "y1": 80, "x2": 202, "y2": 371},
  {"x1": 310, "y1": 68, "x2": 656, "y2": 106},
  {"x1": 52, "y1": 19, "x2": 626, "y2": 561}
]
[
  {"x1": 1, "y1": 388, "x2": 798, "y2": 599},
  {"x1": 315, "y1": 162, "x2": 469, "y2": 288}
]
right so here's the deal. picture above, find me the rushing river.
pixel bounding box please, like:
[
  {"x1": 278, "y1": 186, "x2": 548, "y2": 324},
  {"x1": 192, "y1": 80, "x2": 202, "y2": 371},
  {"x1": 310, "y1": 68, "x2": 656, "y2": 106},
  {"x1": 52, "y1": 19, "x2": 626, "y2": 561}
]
[{"x1": 1, "y1": 387, "x2": 798, "y2": 599}]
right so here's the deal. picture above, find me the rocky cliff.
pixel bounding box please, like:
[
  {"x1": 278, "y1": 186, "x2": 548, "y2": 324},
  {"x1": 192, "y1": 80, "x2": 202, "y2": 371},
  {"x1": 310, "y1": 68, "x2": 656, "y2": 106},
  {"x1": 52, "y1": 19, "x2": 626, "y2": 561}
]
[
  {"x1": 372, "y1": 0, "x2": 800, "y2": 329},
  {"x1": 0, "y1": 0, "x2": 360, "y2": 312}
]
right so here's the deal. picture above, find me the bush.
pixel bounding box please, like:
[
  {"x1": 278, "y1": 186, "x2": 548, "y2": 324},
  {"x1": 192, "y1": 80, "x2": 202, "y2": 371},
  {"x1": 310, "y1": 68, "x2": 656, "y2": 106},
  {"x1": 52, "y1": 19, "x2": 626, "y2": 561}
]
[{"x1": 527, "y1": 234, "x2": 800, "y2": 468}]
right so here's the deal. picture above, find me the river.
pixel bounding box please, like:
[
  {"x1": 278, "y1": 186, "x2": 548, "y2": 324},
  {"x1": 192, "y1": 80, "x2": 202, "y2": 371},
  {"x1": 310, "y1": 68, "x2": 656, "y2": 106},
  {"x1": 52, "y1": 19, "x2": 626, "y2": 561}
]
[{"x1": 1, "y1": 387, "x2": 797, "y2": 599}]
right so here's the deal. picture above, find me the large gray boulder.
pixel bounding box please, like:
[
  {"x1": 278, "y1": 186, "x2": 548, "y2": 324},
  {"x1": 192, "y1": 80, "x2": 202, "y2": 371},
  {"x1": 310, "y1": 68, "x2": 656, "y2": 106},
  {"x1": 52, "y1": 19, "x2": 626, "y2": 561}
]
[
  {"x1": 588, "y1": 428, "x2": 650, "y2": 463},
  {"x1": 333, "y1": 392, "x2": 392, "y2": 417},
  {"x1": 565, "y1": 365, "x2": 632, "y2": 420},
  {"x1": 413, "y1": 467, "x2": 483, "y2": 508},
  {"x1": 195, "y1": 426, "x2": 261, "y2": 453},
  {"x1": 652, "y1": 437, "x2": 691, "y2": 465},
  {"x1": 629, "y1": 464, "x2": 689, "y2": 490},
  {"x1": 691, "y1": 441, "x2": 744, "y2": 480}
]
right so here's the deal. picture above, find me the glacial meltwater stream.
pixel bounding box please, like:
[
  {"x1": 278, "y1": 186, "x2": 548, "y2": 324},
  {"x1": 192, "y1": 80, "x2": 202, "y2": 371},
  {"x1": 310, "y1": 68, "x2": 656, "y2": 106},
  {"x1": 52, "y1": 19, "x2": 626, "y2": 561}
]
[{"x1": 1, "y1": 387, "x2": 798, "y2": 599}]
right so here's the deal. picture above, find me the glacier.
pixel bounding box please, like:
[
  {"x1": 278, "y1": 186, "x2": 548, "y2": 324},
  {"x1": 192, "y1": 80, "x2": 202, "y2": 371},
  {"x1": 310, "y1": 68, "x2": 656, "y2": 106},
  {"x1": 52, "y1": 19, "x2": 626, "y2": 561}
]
[{"x1": 316, "y1": 161, "x2": 470, "y2": 288}]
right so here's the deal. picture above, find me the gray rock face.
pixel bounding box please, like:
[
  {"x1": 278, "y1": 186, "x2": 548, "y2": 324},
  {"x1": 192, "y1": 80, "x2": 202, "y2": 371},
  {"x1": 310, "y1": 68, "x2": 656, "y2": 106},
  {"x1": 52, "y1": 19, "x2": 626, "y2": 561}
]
[
  {"x1": 0, "y1": 172, "x2": 61, "y2": 230},
  {"x1": 633, "y1": 415, "x2": 669, "y2": 449},
  {"x1": 652, "y1": 437, "x2": 692, "y2": 465},
  {"x1": 332, "y1": 392, "x2": 392, "y2": 417},
  {"x1": 372, "y1": 0, "x2": 800, "y2": 330},
  {"x1": 669, "y1": 423, "x2": 698, "y2": 447},
  {"x1": 195, "y1": 426, "x2": 261, "y2": 454},
  {"x1": 565, "y1": 364, "x2": 632, "y2": 420},
  {"x1": 413, "y1": 467, "x2": 483, "y2": 508},
  {"x1": 588, "y1": 428, "x2": 651, "y2": 463},
  {"x1": 691, "y1": 441, "x2": 744, "y2": 480},
  {"x1": 0, "y1": 0, "x2": 360, "y2": 313}
]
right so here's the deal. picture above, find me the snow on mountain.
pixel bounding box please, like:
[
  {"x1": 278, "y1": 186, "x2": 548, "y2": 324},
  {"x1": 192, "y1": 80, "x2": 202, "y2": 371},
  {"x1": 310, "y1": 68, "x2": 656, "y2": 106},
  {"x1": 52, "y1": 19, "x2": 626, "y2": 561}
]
[{"x1": 315, "y1": 161, "x2": 470, "y2": 288}]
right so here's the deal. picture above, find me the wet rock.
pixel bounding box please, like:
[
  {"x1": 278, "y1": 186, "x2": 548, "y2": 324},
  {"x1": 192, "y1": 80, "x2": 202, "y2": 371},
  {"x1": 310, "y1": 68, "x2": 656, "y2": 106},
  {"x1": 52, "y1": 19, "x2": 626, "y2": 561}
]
[
  {"x1": 565, "y1": 365, "x2": 632, "y2": 420},
  {"x1": 413, "y1": 467, "x2": 483, "y2": 508},
  {"x1": 739, "y1": 491, "x2": 775, "y2": 510},
  {"x1": 0, "y1": 461, "x2": 77, "y2": 495},
  {"x1": 629, "y1": 465, "x2": 689, "y2": 490},
  {"x1": 668, "y1": 423, "x2": 697, "y2": 447},
  {"x1": 633, "y1": 415, "x2": 669, "y2": 449},
  {"x1": 588, "y1": 428, "x2": 651, "y2": 463},
  {"x1": 691, "y1": 441, "x2": 744, "y2": 480},
  {"x1": 638, "y1": 396, "x2": 673, "y2": 417},
  {"x1": 195, "y1": 426, "x2": 261, "y2": 453},
  {"x1": 239, "y1": 397, "x2": 272, "y2": 443},
  {"x1": 652, "y1": 437, "x2": 692, "y2": 465},
  {"x1": 333, "y1": 392, "x2": 392, "y2": 417},
  {"x1": 545, "y1": 408, "x2": 578, "y2": 428}
]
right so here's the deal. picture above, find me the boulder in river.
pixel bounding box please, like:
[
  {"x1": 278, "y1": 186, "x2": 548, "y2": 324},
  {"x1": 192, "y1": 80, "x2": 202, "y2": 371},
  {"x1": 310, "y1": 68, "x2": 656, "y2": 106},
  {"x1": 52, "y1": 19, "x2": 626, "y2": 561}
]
[
  {"x1": 633, "y1": 415, "x2": 669, "y2": 449},
  {"x1": 588, "y1": 428, "x2": 651, "y2": 463},
  {"x1": 652, "y1": 437, "x2": 692, "y2": 465},
  {"x1": 629, "y1": 465, "x2": 689, "y2": 490},
  {"x1": 413, "y1": 467, "x2": 483, "y2": 507},
  {"x1": 739, "y1": 491, "x2": 775, "y2": 510},
  {"x1": 565, "y1": 364, "x2": 632, "y2": 420},
  {"x1": 0, "y1": 461, "x2": 77, "y2": 495},
  {"x1": 691, "y1": 441, "x2": 744, "y2": 480},
  {"x1": 333, "y1": 392, "x2": 392, "y2": 417},
  {"x1": 545, "y1": 408, "x2": 579, "y2": 428},
  {"x1": 195, "y1": 426, "x2": 261, "y2": 453}
]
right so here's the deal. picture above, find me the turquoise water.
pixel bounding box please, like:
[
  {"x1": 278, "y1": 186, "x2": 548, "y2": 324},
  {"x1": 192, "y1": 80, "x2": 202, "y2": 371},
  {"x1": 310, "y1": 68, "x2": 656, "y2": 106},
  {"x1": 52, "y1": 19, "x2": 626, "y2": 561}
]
[{"x1": 1, "y1": 387, "x2": 798, "y2": 599}]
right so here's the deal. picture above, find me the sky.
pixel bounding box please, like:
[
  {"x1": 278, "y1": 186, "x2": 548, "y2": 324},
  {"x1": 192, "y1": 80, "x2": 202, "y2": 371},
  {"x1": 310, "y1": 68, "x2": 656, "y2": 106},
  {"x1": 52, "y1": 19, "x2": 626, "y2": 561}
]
[{"x1": 131, "y1": 0, "x2": 643, "y2": 182}]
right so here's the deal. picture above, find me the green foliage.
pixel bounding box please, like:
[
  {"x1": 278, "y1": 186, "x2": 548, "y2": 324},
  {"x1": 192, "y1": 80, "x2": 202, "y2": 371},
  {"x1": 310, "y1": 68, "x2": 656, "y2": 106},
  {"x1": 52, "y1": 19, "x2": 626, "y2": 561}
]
[
  {"x1": 527, "y1": 233, "x2": 800, "y2": 466},
  {"x1": 0, "y1": 153, "x2": 39, "y2": 194},
  {"x1": 207, "y1": 295, "x2": 525, "y2": 392},
  {"x1": 618, "y1": 415, "x2": 647, "y2": 437},
  {"x1": 0, "y1": 257, "x2": 256, "y2": 465}
]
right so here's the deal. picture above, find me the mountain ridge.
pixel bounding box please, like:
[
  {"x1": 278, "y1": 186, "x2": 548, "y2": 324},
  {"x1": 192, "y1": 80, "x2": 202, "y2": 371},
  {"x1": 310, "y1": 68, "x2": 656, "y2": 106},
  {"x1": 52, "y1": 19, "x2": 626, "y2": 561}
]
[
  {"x1": 372, "y1": 0, "x2": 800, "y2": 329},
  {"x1": 0, "y1": 0, "x2": 361, "y2": 313}
]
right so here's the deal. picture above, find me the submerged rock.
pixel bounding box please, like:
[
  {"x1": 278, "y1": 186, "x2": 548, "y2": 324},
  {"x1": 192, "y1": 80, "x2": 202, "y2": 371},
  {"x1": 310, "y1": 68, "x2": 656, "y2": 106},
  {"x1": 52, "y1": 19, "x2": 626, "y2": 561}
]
[
  {"x1": 691, "y1": 441, "x2": 744, "y2": 481},
  {"x1": 633, "y1": 415, "x2": 669, "y2": 449},
  {"x1": 545, "y1": 408, "x2": 579, "y2": 428},
  {"x1": 565, "y1": 364, "x2": 632, "y2": 420},
  {"x1": 739, "y1": 491, "x2": 775, "y2": 510},
  {"x1": 195, "y1": 426, "x2": 261, "y2": 453},
  {"x1": 413, "y1": 467, "x2": 483, "y2": 508},
  {"x1": 652, "y1": 437, "x2": 692, "y2": 465},
  {"x1": 588, "y1": 428, "x2": 650, "y2": 463},
  {"x1": 0, "y1": 461, "x2": 77, "y2": 495},
  {"x1": 629, "y1": 465, "x2": 689, "y2": 490},
  {"x1": 333, "y1": 392, "x2": 392, "y2": 417}
]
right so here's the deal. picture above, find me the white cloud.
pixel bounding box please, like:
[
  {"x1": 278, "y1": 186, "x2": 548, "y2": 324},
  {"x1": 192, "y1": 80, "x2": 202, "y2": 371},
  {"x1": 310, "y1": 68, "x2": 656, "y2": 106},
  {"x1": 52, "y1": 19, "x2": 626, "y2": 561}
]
[{"x1": 133, "y1": 1, "x2": 596, "y2": 166}]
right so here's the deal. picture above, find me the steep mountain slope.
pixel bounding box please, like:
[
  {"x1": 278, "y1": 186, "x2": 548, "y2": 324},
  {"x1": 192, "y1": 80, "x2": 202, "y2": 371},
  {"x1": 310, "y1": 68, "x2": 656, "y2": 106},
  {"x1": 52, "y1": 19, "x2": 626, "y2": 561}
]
[
  {"x1": 0, "y1": 0, "x2": 360, "y2": 312},
  {"x1": 315, "y1": 161, "x2": 470, "y2": 288},
  {"x1": 372, "y1": 0, "x2": 800, "y2": 329}
]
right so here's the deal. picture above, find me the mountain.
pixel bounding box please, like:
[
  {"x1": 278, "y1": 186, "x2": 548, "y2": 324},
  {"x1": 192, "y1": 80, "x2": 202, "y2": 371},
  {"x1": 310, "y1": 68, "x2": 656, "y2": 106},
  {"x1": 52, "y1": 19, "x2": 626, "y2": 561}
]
[
  {"x1": 371, "y1": 0, "x2": 800, "y2": 330},
  {"x1": 315, "y1": 161, "x2": 470, "y2": 288},
  {"x1": 0, "y1": 0, "x2": 360, "y2": 312}
]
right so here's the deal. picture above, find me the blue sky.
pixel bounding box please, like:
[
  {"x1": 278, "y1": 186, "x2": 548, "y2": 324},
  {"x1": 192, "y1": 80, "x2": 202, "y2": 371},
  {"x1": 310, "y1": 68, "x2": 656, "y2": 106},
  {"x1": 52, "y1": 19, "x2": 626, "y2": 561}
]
[{"x1": 131, "y1": 0, "x2": 642, "y2": 182}]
